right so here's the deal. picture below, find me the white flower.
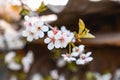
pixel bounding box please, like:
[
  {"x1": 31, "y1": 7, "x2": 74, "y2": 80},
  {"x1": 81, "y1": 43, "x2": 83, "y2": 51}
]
[
  {"x1": 59, "y1": 74, "x2": 65, "y2": 80},
  {"x1": 8, "y1": 61, "x2": 22, "y2": 71},
  {"x1": 50, "y1": 69, "x2": 59, "y2": 79},
  {"x1": 5, "y1": 51, "x2": 16, "y2": 63},
  {"x1": 31, "y1": 73, "x2": 43, "y2": 80},
  {"x1": 93, "y1": 72, "x2": 112, "y2": 80},
  {"x1": 55, "y1": 32, "x2": 72, "y2": 48},
  {"x1": 114, "y1": 69, "x2": 120, "y2": 80},
  {"x1": 62, "y1": 53, "x2": 76, "y2": 62},
  {"x1": 34, "y1": 21, "x2": 49, "y2": 38},
  {"x1": 61, "y1": 26, "x2": 75, "y2": 43},
  {"x1": 57, "y1": 58, "x2": 66, "y2": 68},
  {"x1": 22, "y1": 51, "x2": 34, "y2": 73},
  {"x1": 5, "y1": 33, "x2": 25, "y2": 50},
  {"x1": 8, "y1": 0, "x2": 22, "y2": 6},
  {"x1": 76, "y1": 52, "x2": 93, "y2": 65},
  {"x1": 71, "y1": 45, "x2": 85, "y2": 57},
  {"x1": 44, "y1": 29, "x2": 60, "y2": 50},
  {"x1": 10, "y1": 75, "x2": 18, "y2": 80},
  {"x1": 22, "y1": 27, "x2": 39, "y2": 42}
]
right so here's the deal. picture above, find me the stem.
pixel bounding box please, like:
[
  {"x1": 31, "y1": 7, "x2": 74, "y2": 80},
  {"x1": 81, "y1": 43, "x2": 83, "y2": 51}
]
[
  {"x1": 71, "y1": 42, "x2": 75, "y2": 47},
  {"x1": 69, "y1": 43, "x2": 71, "y2": 54},
  {"x1": 44, "y1": 22, "x2": 53, "y2": 30}
]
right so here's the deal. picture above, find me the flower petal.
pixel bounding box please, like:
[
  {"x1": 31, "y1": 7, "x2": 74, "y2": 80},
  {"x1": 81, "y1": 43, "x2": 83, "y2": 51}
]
[
  {"x1": 27, "y1": 35, "x2": 33, "y2": 42},
  {"x1": 44, "y1": 38, "x2": 50, "y2": 43},
  {"x1": 41, "y1": 26, "x2": 49, "y2": 32},
  {"x1": 38, "y1": 31, "x2": 44, "y2": 38},
  {"x1": 22, "y1": 30, "x2": 28, "y2": 37},
  {"x1": 47, "y1": 42, "x2": 54, "y2": 50},
  {"x1": 86, "y1": 52, "x2": 92, "y2": 57},
  {"x1": 54, "y1": 40, "x2": 61, "y2": 48},
  {"x1": 86, "y1": 57, "x2": 93, "y2": 62},
  {"x1": 76, "y1": 59, "x2": 85, "y2": 65},
  {"x1": 47, "y1": 31, "x2": 54, "y2": 37}
]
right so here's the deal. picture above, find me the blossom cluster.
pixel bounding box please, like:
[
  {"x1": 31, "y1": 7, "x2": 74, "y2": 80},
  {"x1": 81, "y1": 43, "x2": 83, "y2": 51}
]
[
  {"x1": 12, "y1": 0, "x2": 96, "y2": 65},
  {"x1": 62, "y1": 45, "x2": 93, "y2": 65},
  {"x1": 22, "y1": 15, "x2": 93, "y2": 65},
  {"x1": 5, "y1": 51, "x2": 34, "y2": 73}
]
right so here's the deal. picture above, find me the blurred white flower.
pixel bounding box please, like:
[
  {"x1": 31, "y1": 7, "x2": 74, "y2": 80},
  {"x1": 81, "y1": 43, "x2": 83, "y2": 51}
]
[
  {"x1": 50, "y1": 69, "x2": 59, "y2": 79},
  {"x1": 8, "y1": 61, "x2": 22, "y2": 71},
  {"x1": 59, "y1": 74, "x2": 66, "y2": 80},
  {"x1": 114, "y1": 69, "x2": 120, "y2": 80},
  {"x1": 5, "y1": 33, "x2": 25, "y2": 50},
  {"x1": 93, "y1": 72, "x2": 112, "y2": 80},
  {"x1": 62, "y1": 53, "x2": 76, "y2": 62},
  {"x1": 22, "y1": 0, "x2": 43, "y2": 11},
  {"x1": 5, "y1": 51, "x2": 16, "y2": 63},
  {"x1": 22, "y1": 51, "x2": 34, "y2": 73},
  {"x1": 57, "y1": 58, "x2": 66, "y2": 68},
  {"x1": 71, "y1": 45, "x2": 85, "y2": 57},
  {"x1": 10, "y1": 75, "x2": 18, "y2": 80},
  {"x1": 76, "y1": 52, "x2": 93, "y2": 65},
  {"x1": 8, "y1": 0, "x2": 21, "y2": 6},
  {"x1": 5, "y1": 51, "x2": 22, "y2": 71},
  {"x1": 31, "y1": 73, "x2": 43, "y2": 80},
  {"x1": 0, "y1": 36, "x2": 5, "y2": 49}
]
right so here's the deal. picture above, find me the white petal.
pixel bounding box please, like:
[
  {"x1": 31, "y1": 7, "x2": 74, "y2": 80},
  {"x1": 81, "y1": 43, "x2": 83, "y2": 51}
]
[
  {"x1": 70, "y1": 57, "x2": 76, "y2": 61},
  {"x1": 54, "y1": 40, "x2": 61, "y2": 48},
  {"x1": 47, "y1": 31, "x2": 54, "y2": 37},
  {"x1": 24, "y1": 15, "x2": 30, "y2": 21},
  {"x1": 41, "y1": 26, "x2": 49, "y2": 32},
  {"x1": 71, "y1": 52, "x2": 79, "y2": 57},
  {"x1": 79, "y1": 45, "x2": 85, "y2": 53},
  {"x1": 47, "y1": 42, "x2": 54, "y2": 50},
  {"x1": 22, "y1": 30, "x2": 28, "y2": 37},
  {"x1": 8, "y1": 62, "x2": 21, "y2": 70},
  {"x1": 27, "y1": 36, "x2": 33, "y2": 42},
  {"x1": 33, "y1": 34, "x2": 39, "y2": 39},
  {"x1": 38, "y1": 31, "x2": 44, "y2": 38},
  {"x1": 76, "y1": 59, "x2": 85, "y2": 65},
  {"x1": 38, "y1": 21, "x2": 44, "y2": 26},
  {"x1": 86, "y1": 52, "x2": 92, "y2": 57},
  {"x1": 86, "y1": 57, "x2": 93, "y2": 62},
  {"x1": 30, "y1": 27, "x2": 37, "y2": 33},
  {"x1": 44, "y1": 38, "x2": 50, "y2": 43}
]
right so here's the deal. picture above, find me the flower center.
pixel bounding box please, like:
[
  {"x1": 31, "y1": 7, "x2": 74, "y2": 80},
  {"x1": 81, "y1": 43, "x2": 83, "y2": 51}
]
[
  {"x1": 50, "y1": 37, "x2": 55, "y2": 43},
  {"x1": 81, "y1": 56, "x2": 86, "y2": 60},
  {"x1": 37, "y1": 26, "x2": 41, "y2": 30},
  {"x1": 66, "y1": 54, "x2": 71, "y2": 58},
  {"x1": 30, "y1": 32, "x2": 34, "y2": 35},
  {"x1": 29, "y1": 22, "x2": 32, "y2": 26},
  {"x1": 75, "y1": 48, "x2": 79, "y2": 52},
  {"x1": 60, "y1": 37, "x2": 65, "y2": 43},
  {"x1": 53, "y1": 28, "x2": 58, "y2": 34}
]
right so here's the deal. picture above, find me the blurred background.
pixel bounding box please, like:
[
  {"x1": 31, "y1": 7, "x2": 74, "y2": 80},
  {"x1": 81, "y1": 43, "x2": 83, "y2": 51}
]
[{"x1": 0, "y1": 0, "x2": 120, "y2": 80}]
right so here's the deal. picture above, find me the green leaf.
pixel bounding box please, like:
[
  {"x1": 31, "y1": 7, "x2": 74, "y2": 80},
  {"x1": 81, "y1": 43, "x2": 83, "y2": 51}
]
[
  {"x1": 37, "y1": 2, "x2": 47, "y2": 13},
  {"x1": 20, "y1": 8, "x2": 29, "y2": 16}
]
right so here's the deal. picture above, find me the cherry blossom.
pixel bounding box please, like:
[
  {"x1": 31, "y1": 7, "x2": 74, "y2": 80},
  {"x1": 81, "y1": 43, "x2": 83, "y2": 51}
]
[
  {"x1": 62, "y1": 53, "x2": 76, "y2": 62},
  {"x1": 34, "y1": 21, "x2": 49, "y2": 38},
  {"x1": 44, "y1": 29, "x2": 61, "y2": 50},
  {"x1": 22, "y1": 51, "x2": 34, "y2": 73},
  {"x1": 71, "y1": 45, "x2": 85, "y2": 57},
  {"x1": 76, "y1": 52, "x2": 93, "y2": 65},
  {"x1": 22, "y1": 26, "x2": 39, "y2": 42}
]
